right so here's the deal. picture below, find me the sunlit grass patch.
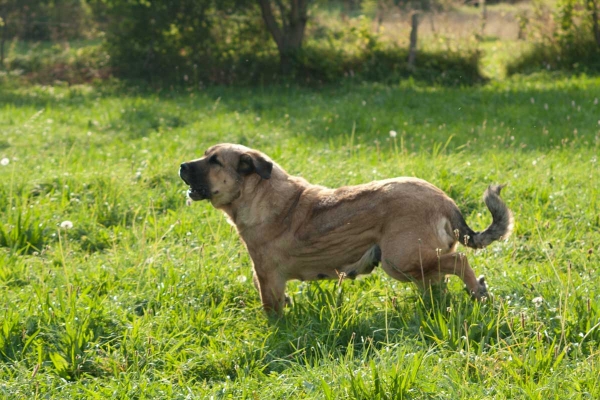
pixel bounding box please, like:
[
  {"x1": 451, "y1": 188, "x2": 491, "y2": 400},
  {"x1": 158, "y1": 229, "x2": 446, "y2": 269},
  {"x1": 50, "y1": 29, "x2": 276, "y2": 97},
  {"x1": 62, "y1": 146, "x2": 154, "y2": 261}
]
[{"x1": 0, "y1": 74, "x2": 599, "y2": 397}]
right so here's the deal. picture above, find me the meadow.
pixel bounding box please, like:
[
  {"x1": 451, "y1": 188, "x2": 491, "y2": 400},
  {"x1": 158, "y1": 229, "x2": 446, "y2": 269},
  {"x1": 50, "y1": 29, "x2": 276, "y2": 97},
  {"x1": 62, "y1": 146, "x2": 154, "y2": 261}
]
[{"x1": 0, "y1": 70, "x2": 599, "y2": 398}]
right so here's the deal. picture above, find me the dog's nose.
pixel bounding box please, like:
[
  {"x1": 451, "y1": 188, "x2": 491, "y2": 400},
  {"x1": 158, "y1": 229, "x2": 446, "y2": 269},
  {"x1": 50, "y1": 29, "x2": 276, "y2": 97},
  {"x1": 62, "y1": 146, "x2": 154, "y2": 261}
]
[{"x1": 179, "y1": 163, "x2": 190, "y2": 180}]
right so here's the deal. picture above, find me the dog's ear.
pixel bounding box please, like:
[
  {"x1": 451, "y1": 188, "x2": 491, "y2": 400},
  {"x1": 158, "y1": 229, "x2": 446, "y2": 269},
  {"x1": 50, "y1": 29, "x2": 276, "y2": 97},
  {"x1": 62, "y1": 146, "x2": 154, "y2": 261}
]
[{"x1": 238, "y1": 152, "x2": 273, "y2": 180}]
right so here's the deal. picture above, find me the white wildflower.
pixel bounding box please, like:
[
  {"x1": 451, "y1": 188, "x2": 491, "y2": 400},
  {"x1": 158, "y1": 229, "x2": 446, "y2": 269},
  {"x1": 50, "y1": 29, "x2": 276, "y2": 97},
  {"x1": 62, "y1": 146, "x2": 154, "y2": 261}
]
[
  {"x1": 389, "y1": 130, "x2": 397, "y2": 138},
  {"x1": 60, "y1": 220, "x2": 74, "y2": 229},
  {"x1": 0, "y1": 158, "x2": 9, "y2": 166}
]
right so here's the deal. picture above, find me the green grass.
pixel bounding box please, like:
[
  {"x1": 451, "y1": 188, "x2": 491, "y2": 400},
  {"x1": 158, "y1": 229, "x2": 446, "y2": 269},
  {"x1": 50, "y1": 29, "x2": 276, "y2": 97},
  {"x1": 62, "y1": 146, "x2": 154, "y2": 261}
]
[{"x1": 0, "y1": 73, "x2": 599, "y2": 398}]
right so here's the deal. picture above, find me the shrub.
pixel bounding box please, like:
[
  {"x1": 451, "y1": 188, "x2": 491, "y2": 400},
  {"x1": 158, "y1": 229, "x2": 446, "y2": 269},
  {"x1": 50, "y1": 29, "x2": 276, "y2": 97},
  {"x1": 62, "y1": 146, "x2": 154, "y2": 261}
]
[
  {"x1": 300, "y1": 16, "x2": 484, "y2": 86},
  {"x1": 102, "y1": 0, "x2": 271, "y2": 85},
  {"x1": 3, "y1": 41, "x2": 111, "y2": 83},
  {"x1": 507, "y1": 0, "x2": 600, "y2": 75}
]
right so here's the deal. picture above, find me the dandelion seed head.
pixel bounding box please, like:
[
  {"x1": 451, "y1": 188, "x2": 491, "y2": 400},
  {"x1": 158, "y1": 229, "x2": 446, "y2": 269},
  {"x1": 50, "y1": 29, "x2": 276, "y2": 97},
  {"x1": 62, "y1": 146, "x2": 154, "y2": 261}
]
[
  {"x1": 60, "y1": 220, "x2": 74, "y2": 229},
  {"x1": 389, "y1": 130, "x2": 397, "y2": 138},
  {"x1": 0, "y1": 158, "x2": 9, "y2": 166}
]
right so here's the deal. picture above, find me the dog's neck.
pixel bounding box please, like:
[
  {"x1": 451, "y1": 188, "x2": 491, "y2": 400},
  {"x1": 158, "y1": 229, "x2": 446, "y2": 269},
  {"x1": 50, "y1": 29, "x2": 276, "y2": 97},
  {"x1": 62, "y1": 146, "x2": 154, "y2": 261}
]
[{"x1": 218, "y1": 165, "x2": 308, "y2": 234}]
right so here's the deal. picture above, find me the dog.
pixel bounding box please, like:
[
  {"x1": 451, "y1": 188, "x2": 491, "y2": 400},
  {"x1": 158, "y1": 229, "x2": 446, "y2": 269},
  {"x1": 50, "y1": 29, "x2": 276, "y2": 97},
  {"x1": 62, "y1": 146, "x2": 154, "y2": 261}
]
[{"x1": 179, "y1": 143, "x2": 513, "y2": 315}]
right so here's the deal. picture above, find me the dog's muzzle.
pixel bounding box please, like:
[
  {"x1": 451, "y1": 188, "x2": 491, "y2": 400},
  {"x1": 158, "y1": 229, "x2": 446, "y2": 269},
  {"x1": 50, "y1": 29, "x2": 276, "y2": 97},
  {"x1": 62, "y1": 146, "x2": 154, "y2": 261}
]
[{"x1": 180, "y1": 162, "x2": 210, "y2": 201}]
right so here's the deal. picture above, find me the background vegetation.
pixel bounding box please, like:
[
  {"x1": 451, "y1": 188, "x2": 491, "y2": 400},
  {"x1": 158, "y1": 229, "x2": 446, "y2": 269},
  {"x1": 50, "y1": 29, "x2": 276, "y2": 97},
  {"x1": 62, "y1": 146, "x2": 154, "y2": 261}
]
[
  {"x1": 1, "y1": 0, "x2": 599, "y2": 85},
  {"x1": 0, "y1": 0, "x2": 599, "y2": 398}
]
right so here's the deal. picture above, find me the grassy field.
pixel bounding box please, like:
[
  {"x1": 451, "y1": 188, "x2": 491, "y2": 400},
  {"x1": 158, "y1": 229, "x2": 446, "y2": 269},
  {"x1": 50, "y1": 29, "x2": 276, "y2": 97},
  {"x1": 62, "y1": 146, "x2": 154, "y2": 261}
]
[{"x1": 0, "y1": 72, "x2": 599, "y2": 398}]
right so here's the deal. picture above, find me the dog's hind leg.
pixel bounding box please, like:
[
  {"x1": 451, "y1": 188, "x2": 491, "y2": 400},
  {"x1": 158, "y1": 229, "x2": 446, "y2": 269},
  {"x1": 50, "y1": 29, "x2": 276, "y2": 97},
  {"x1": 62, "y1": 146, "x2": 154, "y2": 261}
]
[
  {"x1": 379, "y1": 240, "x2": 486, "y2": 299},
  {"x1": 425, "y1": 252, "x2": 487, "y2": 299}
]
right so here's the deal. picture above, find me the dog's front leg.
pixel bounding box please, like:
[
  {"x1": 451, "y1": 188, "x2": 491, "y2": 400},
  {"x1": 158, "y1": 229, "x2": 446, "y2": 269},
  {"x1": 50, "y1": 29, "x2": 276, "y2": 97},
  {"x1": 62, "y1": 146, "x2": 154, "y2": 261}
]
[{"x1": 253, "y1": 268, "x2": 286, "y2": 316}]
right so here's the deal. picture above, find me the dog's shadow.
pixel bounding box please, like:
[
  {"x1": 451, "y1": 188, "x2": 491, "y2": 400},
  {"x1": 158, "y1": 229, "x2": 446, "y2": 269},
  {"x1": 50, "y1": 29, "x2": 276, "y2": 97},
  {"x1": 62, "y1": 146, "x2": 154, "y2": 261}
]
[{"x1": 261, "y1": 280, "x2": 500, "y2": 370}]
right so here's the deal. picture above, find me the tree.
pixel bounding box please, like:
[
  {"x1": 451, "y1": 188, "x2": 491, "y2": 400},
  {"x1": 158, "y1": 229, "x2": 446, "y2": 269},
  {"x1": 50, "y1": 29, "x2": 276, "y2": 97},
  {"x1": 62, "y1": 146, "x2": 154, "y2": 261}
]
[
  {"x1": 407, "y1": 12, "x2": 419, "y2": 69},
  {"x1": 0, "y1": 4, "x2": 8, "y2": 65},
  {"x1": 257, "y1": 0, "x2": 311, "y2": 73},
  {"x1": 588, "y1": 0, "x2": 600, "y2": 48}
]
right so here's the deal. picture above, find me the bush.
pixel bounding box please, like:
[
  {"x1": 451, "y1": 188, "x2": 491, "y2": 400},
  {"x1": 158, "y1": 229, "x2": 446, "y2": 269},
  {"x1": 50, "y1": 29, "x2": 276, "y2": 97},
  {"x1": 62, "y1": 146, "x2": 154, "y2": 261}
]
[
  {"x1": 102, "y1": 3, "x2": 484, "y2": 86},
  {"x1": 3, "y1": 41, "x2": 111, "y2": 84},
  {"x1": 507, "y1": 0, "x2": 600, "y2": 75},
  {"x1": 1, "y1": 0, "x2": 96, "y2": 42},
  {"x1": 3, "y1": 1, "x2": 484, "y2": 86},
  {"x1": 300, "y1": 16, "x2": 484, "y2": 86},
  {"x1": 102, "y1": 0, "x2": 272, "y2": 85}
]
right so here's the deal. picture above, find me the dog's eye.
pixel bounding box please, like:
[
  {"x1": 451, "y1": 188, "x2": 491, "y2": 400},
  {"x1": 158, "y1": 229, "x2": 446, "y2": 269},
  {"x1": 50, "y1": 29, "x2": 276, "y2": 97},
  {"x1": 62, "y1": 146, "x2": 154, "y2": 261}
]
[{"x1": 209, "y1": 155, "x2": 222, "y2": 166}]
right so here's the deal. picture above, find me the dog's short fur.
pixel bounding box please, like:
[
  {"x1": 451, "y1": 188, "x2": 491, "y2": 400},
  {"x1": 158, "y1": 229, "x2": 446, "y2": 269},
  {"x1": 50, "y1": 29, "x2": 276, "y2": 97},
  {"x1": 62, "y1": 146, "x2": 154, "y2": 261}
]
[{"x1": 180, "y1": 144, "x2": 514, "y2": 315}]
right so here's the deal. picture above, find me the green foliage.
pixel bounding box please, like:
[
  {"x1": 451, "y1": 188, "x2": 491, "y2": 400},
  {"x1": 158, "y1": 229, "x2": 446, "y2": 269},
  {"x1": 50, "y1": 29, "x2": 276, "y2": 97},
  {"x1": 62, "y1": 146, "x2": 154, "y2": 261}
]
[
  {"x1": 3, "y1": 40, "x2": 110, "y2": 83},
  {"x1": 246, "y1": 10, "x2": 481, "y2": 86},
  {"x1": 0, "y1": 0, "x2": 95, "y2": 41},
  {"x1": 98, "y1": 0, "x2": 482, "y2": 86},
  {"x1": 0, "y1": 206, "x2": 47, "y2": 254},
  {"x1": 101, "y1": 0, "x2": 270, "y2": 84},
  {"x1": 507, "y1": 0, "x2": 600, "y2": 74}
]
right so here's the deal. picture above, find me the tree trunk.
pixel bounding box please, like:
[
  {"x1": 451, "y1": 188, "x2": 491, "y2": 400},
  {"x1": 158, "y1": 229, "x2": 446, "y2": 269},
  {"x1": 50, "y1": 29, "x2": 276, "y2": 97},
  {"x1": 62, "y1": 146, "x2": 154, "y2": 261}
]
[
  {"x1": 517, "y1": 11, "x2": 528, "y2": 40},
  {"x1": 0, "y1": 13, "x2": 6, "y2": 66},
  {"x1": 0, "y1": 27, "x2": 5, "y2": 66},
  {"x1": 257, "y1": 0, "x2": 309, "y2": 74},
  {"x1": 480, "y1": 0, "x2": 487, "y2": 40},
  {"x1": 429, "y1": 12, "x2": 436, "y2": 36},
  {"x1": 588, "y1": 0, "x2": 600, "y2": 48},
  {"x1": 408, "y1": 12, "x2": 419, "y2": 70}
]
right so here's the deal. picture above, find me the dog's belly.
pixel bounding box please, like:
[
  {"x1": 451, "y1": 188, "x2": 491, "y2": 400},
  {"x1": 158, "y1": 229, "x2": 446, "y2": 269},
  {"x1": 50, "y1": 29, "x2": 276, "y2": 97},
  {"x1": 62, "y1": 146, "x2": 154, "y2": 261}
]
[{"x1": 288, "y1": 243, "x2": 381, "y2": 282}]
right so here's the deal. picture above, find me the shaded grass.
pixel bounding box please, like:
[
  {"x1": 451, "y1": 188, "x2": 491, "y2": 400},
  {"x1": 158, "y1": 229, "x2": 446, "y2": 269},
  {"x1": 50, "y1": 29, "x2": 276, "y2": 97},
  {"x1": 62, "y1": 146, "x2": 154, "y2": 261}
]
[{"x1": 0, "y1": 75, "x2": 599, "y2": 398}]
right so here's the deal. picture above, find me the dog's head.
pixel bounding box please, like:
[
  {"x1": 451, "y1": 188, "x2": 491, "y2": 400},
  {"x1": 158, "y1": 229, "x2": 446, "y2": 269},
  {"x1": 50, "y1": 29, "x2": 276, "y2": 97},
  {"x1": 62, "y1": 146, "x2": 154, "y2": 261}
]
[{"x1": 179, "y1": 143, "x2": 273, "y2": 207}]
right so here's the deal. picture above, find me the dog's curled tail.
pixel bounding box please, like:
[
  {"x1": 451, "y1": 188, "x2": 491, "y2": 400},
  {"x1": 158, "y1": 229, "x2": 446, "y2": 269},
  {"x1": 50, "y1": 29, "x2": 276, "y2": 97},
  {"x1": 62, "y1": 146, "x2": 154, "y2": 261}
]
[{"x1": 453, "y1": 184, "x2": 514, "y2": 249}]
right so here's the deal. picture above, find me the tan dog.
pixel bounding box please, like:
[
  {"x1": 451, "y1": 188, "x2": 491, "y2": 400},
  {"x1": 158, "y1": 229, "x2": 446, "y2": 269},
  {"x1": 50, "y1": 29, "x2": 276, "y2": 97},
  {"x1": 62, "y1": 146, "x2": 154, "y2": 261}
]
[{"x1": 180, "y1": 143, "x2": 513, "y2": 315}]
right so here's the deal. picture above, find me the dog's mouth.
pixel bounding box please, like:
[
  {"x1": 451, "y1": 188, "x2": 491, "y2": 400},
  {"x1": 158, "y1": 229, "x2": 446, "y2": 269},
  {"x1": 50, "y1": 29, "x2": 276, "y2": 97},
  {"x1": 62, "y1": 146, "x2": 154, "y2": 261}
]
[
  {"x1": 187, "y1": 186, "x2": 210, "y2": 201},
  {"x1": 179, "y1": 165, "x2": 210, "y2": 201}
]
